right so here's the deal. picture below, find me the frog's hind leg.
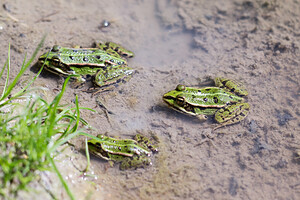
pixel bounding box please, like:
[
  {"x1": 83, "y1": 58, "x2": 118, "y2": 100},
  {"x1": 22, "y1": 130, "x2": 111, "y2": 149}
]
[
  {"x1": 214, "y1": 77, "x2": 248, "y2": 96},
  {"x1": 214, "y1": 103, "x2": 250, "y2": 130},
  {"x1": 86, "y1": 66, "x2": 134, "y2": 95},
  {"x1": 119, "y1": 156, "x2": 152, "y2": 170},
  {"x1": 97, "y1": 42, "x2": 134, "y2": 58},
  {"x1": 97, "y1": 42, "x2": 122, "y2": 58}
]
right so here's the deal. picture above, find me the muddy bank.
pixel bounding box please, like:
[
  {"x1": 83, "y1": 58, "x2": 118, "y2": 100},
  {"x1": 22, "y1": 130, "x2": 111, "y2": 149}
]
[{"x1": 0, "y1": 0, "x2": 299, "y2": 199}]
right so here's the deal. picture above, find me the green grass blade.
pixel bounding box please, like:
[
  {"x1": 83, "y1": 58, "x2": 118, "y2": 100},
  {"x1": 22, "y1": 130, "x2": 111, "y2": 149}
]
[
  {"x1": 0, "y1": 45, "x2": 10, "y2": 100},
  {"x1": 49, "y1": 131, "x2": 85, "y2": 153},
  {"x1": 47, "y1": 76, "x2": 71, "y2": 137},
  {"x1": 0, "y1": 53, "x2": 7, "y2": 81},
  {"x1": 2, "y1": 35, "x2": 46, "y2": 99},
  {"x1": 0, "y1": 36, "x2": 96, "y2": 198},
  {"x1": 83, "y1": 138, "x2": 90, "y2": 172}
]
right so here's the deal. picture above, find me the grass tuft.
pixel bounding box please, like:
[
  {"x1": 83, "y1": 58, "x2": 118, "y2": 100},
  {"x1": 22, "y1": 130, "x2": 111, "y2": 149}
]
[{"x1": 0, "y1": 36, "x2": 91, "y2": 199}]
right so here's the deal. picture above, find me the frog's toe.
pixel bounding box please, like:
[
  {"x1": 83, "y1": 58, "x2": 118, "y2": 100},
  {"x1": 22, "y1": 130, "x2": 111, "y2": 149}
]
[{"x1": 196, "y1": 114, "x2": 208, "y2": 121}]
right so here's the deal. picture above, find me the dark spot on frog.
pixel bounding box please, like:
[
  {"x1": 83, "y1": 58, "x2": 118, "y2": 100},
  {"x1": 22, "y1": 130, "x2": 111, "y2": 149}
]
[
  {"x1": 221, "y1": 80, "x2": 229, "y2": 85},
  {"x1": 213, "y1": 96, "x2": 218, "y2": 103},
  {"x1": 96, "y1": 55, "x2": 101, "y2": 59},
  {"x1": 83, "y1": 57, "x2": 88, "y2": 62},
  {"x1": 203, "y1": 98, "x2": 208, "y2": 102},
  {"x1": 230, "y1": 88, "x2": 236, "y2": 93},
  {"x1": 69, "y1": 56, "x2": 74, "y2": 60}
]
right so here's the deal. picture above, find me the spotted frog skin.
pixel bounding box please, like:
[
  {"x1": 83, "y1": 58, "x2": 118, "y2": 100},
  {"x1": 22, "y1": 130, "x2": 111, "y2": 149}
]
[
  {"x1": 38, "y1": 42, "x2": 134, "y2": 91},
  {"x1": 163, "y1": 77, "x2": 250, "y2": 129},
  {"x1": 88, "y1": 134, "x2": 158, "y2": 170}
]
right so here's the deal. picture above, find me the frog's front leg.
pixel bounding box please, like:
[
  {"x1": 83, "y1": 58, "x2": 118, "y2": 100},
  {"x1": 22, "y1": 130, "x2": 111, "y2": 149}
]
[
  {"x1": 65, "y1": 68, "x2": 88, "y2": 88},
  {"x1": 195, "y1": 113, "x2": 208, "y2": 121},
  {"x1": 194, "y1": 107, "x2": 218, "y2": 121},
  {"x1": 214, "y1": 102, "x2": 250, "y2": 130}
]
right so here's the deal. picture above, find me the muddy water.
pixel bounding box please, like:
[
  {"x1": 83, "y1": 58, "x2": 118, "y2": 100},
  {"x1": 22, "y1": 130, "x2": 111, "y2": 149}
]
[{"x1": 1, "y1": 0, "x2": 300, "y2": 199}]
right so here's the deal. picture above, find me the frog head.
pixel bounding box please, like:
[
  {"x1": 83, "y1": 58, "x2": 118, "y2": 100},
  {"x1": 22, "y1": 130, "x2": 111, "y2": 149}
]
[{"x1": 163, "y1": 84, "x2": 197, "y2": 116}]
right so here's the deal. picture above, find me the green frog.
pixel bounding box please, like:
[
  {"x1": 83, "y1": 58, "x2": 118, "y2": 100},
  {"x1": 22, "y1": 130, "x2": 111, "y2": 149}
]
[
  {"x1": 38, "y1": 42, "x2": 134, "y2": 91},
  {"x1": 163, "y1": 77, "x2": 250, "y2": 129},
  {"x1": 87, "y1": 134, "x2": 158, "y2": 170}
]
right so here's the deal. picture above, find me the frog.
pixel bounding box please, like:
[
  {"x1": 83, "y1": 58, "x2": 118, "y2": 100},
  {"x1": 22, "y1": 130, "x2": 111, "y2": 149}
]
[
  {"x1": 38, "y1": 42, "x2": 134, "y2": 92},
  {"x1": 163, "y1": 77, "x2": 250, "y2": 130},
  {"x1": 87, "y1": 134, "x2": 158, "y2": 170}
]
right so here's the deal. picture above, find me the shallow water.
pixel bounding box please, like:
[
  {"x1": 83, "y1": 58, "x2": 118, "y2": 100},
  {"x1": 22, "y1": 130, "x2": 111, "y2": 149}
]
[{"x1": 1, "y1": 0, "x2": 300, "y2": 199}]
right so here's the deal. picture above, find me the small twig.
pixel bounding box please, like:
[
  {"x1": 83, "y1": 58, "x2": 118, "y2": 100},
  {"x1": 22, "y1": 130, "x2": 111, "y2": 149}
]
[
  {"x1": 35, "y1": 11, "x2": 59, "y2": 23},
  {"x1": 95, "y1": 97, "x2": 114, "y2": 127},
  {"x1": 5, "y1": 12, "x2": 19, "y2": 22}
]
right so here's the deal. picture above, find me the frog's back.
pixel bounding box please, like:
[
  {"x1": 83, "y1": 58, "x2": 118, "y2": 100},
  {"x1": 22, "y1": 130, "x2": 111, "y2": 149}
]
[{"x1": 183, "y1": 87, "x2": 243, "y2": 107}]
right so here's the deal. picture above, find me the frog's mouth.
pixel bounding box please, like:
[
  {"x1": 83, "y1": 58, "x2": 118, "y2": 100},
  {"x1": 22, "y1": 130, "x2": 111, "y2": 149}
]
[
  {"x1": 88, "y1": 143, "x2": 110, "y2": 160},
  {"x1": 162, "y1": 96, "x2": 198, "y2": 116}
]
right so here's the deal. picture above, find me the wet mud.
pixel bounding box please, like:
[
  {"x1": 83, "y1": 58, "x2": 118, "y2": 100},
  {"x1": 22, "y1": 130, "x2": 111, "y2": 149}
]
[{"x1": 0, "y1": 0, "x2": 299, "y2": 199}]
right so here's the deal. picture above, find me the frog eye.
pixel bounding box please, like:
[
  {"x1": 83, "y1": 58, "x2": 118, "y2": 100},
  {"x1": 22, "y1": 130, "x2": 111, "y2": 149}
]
[
  {"x1": 52, "y1": 55, "x2": 61, "y2": 61},
  {"x1": 52, "y1": 45, "x2": 61, "y2": 52},
  {"x1": 51, "y1": 55, "x2": 61, "y2": 66},
  {"x1": 175, "y1": 95, "x2": 185, "y2": 106},
  {"x1": 176, "y1": 84, "x2": 185, "y2": 91}
]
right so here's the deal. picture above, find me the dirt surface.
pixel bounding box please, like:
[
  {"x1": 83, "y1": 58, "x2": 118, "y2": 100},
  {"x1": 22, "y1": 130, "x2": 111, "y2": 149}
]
[{"x1": 1, "y1": 0, "x2": 300, "y2": 199}]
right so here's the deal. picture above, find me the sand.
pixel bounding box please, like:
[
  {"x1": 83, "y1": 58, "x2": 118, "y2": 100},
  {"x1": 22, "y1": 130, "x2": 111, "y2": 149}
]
[{"x1": 0, "y1": 0, "x2": 299, "y2": 199}]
